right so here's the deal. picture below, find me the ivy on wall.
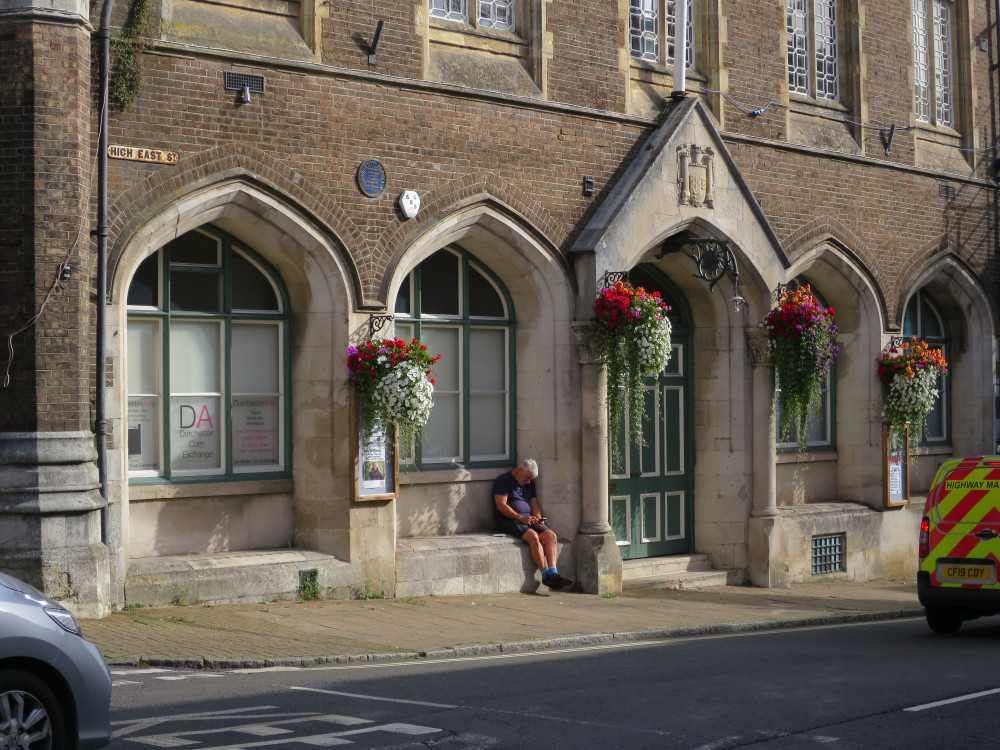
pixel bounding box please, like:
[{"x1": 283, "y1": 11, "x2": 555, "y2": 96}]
[{"x1": 109, "y1": 0, "x2": 155, "y2": 110}]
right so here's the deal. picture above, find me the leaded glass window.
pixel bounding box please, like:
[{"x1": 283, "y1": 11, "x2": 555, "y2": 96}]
[
  {"x1": 787, "y1": 0, "x2": 840, "y2": 101},
  {"x1": 913, "y1": 0, "x2": 954, "y2": 127},
  {"x1": 479, "y1": 0, "x2": 514, "y2": 31},
  {"x1": 630, "y1": 0, "x2": 694, "y2": 69},
  {"x1": 667, "y1": 0, "x2": 694, "y2": 69},
  {"x1": 630, "y1": 0, "x2": 660, "y2": 62},
  {"x1": 430, "y1": 0, "x2": 468, "y2": 24}
]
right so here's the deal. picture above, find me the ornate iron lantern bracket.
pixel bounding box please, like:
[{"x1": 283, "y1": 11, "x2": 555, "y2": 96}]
[
  {"x1": 658, "y1": 237, "x2": 744, "y2": 311},
  {"x1": 658, "y1": 237, "x2": 739, "y2": 294},
  {"x1": 368, "y1": 314, "x2": 394, "y2": 338},
  {"x1": 598, "y1": 270, "x2": 629, "y2": 289}
]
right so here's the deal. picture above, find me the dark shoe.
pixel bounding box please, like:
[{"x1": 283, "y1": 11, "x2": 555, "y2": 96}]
[
  {"x1": 543, "y1": 573, "x2": 572, "y2": 591},
  {"x1": 542, "y1": 574, "x2": 566, "y2": 590},
  {"x1": 554, "y1": 574, "x2": 575, "y2": 590}
]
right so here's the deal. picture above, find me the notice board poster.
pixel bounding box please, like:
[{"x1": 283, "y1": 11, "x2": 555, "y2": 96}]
[
  {"x1": 883, "y1": 422, "x2": 910, "y2": 508},
  {"x1": 232, "y1": 397, "x2": 279, "y2": 469},
  {"x1": 127, "y1": 397, "x2": 158, "y2": 471},
  {"x1": 354, "y1": 405, "x2": 398, "y2": 501}
]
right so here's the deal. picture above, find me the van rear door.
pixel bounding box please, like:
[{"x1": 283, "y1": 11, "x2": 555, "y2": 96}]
[{"x1": 926, "y1": 462, "x2": 1000, "y2": 588}]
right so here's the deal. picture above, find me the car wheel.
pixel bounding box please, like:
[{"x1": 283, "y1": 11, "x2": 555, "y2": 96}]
[
  {"x1": 925, "y1": 607, "x2": 963, "y2": 634},
  {"x1": 0, "y1": 669, "x2": 66, "y2": 750}
]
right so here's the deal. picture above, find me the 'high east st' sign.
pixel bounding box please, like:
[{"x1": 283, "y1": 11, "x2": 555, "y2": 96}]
[{"x1": 108, "y1": 144, "x2": 179, "y2": 165}]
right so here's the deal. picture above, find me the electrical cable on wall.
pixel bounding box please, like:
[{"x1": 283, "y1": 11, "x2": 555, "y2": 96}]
[
  {"x1": 3, "y1": 231, "x2": 83, "y2": 388},
  {"x1": 697, "y1": 85, "x2": 998, "y2": 154}
]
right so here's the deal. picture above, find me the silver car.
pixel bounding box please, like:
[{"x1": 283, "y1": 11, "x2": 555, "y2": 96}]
[{"x1": 0, "y1": 572, "x2": 111, "y2": 749}]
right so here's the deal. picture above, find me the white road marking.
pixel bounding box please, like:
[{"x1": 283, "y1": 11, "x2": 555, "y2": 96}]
[
  {"x1": 113, "y1": 707, "x2": 284, "y2": 738},
  {"x1": 289, "y1": 685, "x2": 458, "y2": 709},
  {"x1": 904, "y1": 686, "x2": 1000, "y2": 712},
  {"x1": 691, "y1": 738, "x2": 741, "y2": 750},
  {"x1": 112, "y1": 668, "x2": 174, "y2": 675},
  {"x1": 171, "y1": 723, "x2": 443, "y2": 750},
  {"x1": 112, "y1": 680, "x2": 144, "y2": 686},
  {"x1": 127, "y1": 713, "x2": 372, "y2": 746},
  {"x1": 236, "y1": 726, "x2": 293, "y2": 736}
]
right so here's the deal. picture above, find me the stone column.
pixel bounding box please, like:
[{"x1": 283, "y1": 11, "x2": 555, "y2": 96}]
[
  {"x1": 745, "y1": 327, "x2": 786, "y2": 588},
  {"x1": 0, "y1": 0, "x2": 110, "y2": 616},
  {"x1": 571, "y1": 322, "x2": 622, "y2": 594}
]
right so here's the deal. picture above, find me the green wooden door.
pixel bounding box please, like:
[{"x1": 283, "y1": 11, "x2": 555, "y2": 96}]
[{"x1": 608, "y1": 265, "x2": 694, "y2": 560}]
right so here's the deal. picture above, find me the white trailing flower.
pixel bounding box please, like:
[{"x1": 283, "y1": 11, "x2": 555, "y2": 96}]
[
  {"x1": 884, "y1": 368, "x2": 939, "y2": 422},
  {"x1": 633, "y1": 314, "x2": 673, "y2": 376},
  {"x1": 372, "y1": 361, "x2": 434, "y2": 437}
]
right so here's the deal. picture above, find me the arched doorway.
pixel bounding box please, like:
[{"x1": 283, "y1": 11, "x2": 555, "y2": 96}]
[{"x1": 609, "y1": 264, "x2": 695, "y2": 559}]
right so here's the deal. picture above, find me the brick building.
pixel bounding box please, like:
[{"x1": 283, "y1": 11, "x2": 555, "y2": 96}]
[{"x1": 2, "y1": 0, "x2": 998, "y2": 616}]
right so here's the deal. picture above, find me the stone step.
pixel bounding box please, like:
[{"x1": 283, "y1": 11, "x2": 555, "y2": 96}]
[
  {"x1": 621, "y1": 554, "x2": 713, "y2": 580},
  {"x1": 125, "y1": 549, "x2": 352, "y2": 607},
  {"x1": 623, "y1": 568, "x2": 731, "y2": 591},
  {"x1": 622, "y1": 554, "x2": 732, "y2": 591}
]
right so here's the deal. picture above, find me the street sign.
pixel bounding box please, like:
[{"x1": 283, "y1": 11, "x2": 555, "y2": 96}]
[{"x1": 108, "y1": 145, "x2": 179, "y2": 165}]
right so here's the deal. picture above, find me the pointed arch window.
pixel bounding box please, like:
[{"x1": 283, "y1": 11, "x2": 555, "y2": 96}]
[
  {"x1": 903, "y1": 289, "x2": 950, "y2": 444},
  {"x1": 126, "y1": 227, "x2": 291, "y2": 481},
  {"x1": 776, "y1": 280, "x2": 836, "y2": 451},
  {"x1": 393, "y1": 246, "x2": 515, "y2": 468}
]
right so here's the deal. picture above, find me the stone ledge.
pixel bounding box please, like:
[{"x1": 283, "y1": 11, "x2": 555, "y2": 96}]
[
  {"x1": 125, "y1": 548, "x2": 351, "y2": 607},
  {"x1": 396, "y1": 533, "x2": 572, "y2": 598}
]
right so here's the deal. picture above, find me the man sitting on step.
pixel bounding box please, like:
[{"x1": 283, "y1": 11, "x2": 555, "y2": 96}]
[{"x1": 492, "y1": 459, "x2": 573, "y2": 592}]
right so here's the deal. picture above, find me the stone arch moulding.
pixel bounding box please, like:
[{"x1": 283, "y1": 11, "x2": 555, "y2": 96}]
[
  {"x1": 379, "y1": 192, "x2": 574, "y2": 310},
  {"x1": 894, "y1": 252, "x2": 998, "y2": 349},
  {"x1": 109, "y1": 178, "x2": 357, "y2": 315},
  {"x1": 786, "y1": 236, "x2": 888, "y2": 335},
  {"x1": 783, "y1": 215, "x2": 879, "y2": 277},
  {"x1": 107, "y1": 145, "x2": 364, "y2": 307}
]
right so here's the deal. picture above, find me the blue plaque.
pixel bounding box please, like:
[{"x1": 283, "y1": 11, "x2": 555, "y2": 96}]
[{"x1": 357, "y1": 160, "x2": 387, "y2": 197}]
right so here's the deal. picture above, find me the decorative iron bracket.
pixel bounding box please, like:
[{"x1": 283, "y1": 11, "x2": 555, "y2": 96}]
[
  {"x1": 883, "y1": 335, "x2": 910, "y2": 352},
  {"x1": 598, "y1": 270, "x2": 629, "y2": 289},
  {"x1": 658, "y1": 237, "x2": 739, "y2": 294},
  {"x1": 368, "y1": 314, "x2": 393, "y2": 338}
]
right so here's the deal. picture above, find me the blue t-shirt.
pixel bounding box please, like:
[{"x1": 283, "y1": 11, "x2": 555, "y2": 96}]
[{"x1": 492, "y1": 471, "x2": 536, "y2": 522}]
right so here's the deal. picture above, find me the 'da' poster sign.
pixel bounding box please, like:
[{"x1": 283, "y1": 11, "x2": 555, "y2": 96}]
[{"x1": 171, "y1": 399, "x2": 221, "y2": 471}]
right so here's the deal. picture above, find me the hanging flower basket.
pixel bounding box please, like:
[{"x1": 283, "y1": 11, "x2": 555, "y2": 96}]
[
  {"x1": 876, "y1": 337, "x2": 948, "y2": 451},
  {"x1": 591, "y1": 280, "x2": 673, "y2": 449},
  {"x1": 763, "y1": 284, "x2": 839, "y2": 452},
  {"x1": 347, "y1": 337, "x2": 440, "y2": 445}
]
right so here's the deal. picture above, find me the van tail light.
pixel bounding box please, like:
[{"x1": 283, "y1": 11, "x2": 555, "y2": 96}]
[{"x1": 919, "y1": 516, "x2": 931, "y2": 559}]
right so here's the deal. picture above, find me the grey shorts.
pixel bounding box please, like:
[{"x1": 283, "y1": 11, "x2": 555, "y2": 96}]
[{"x1": 497, "y1": 518, "x2": 551, "y2": 539}]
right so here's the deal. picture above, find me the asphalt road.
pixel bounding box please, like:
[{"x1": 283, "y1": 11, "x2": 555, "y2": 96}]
[{"x1": 107, "y1": 616, "x2": 1000, "y2": 749}]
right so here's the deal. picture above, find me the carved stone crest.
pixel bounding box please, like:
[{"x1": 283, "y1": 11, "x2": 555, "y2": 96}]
[{"x1": 677, "y1": 144, "x2": 715, "y2": 208}]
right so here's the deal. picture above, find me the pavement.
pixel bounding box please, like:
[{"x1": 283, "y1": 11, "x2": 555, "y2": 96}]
[{"x1": 79, "y1": 579, "x2": 924, "y2": 670}]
